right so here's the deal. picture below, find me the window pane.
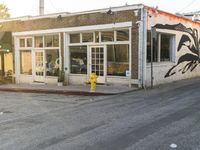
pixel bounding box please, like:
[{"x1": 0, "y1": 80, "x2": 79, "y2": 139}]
[
  {"x1": 45, "y1": 35, "x2": 59, "y2": 47},
  {"x1": 19, "y1": 39, "x2": 25, "y2": 47},
  {"x1": 101, "y1": 31, "x2": 114, "y2": 42},
  {"x1": 27, "y1": 38, "x2": 32, "y2": 47},
  {"x1": 45, "y1": 35, "x2": 53, "y2": 47},
  {"x1": 95, "y1": 32, "x2": 100, "y2": 43},
  {"x1": 70, "y1": 46, "x2": 87, "y2": 74},
  {"x1": 35, "y1": 36, "x2": 43, "y2": 48},
  {"x1": 146, "y1": 31, "x2": 151, "y2": 63},
  {"x1": 160, "y1": 34, "x2": 171, "y2": 61},
  {"x1": 82, "y1": 33, "x2": 93, "y2": 43},
  {"x1": 117, "y1": 30, "x2": 129, "y2": 41},
  {"x1": 107, "y1": 45, "x2": 129, "y2": 76},
  {"x1": 146, "y1": 31, "x2": 158, "y2": 62},
  {"x1": 20, "y1": 50, "x2": 32, "y2": 75},
  {"x1": 53, "y1": 35, "x2": 59, "y2": 47},
  {"x1": 46, "y1": 50, "x2": 59, "y2": 76},
  {"x1": 70, "y1": 34, "x2": 80, "y2": 43}
]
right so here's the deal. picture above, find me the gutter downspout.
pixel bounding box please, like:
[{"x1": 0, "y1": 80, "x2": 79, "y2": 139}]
[{"x1": 139, "y1": 6, "x2": 147, "y2": 88}]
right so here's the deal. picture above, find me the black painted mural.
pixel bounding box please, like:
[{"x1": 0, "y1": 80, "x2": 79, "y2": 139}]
[{"x1": 153, "y1": 23, "x2": 200, "y2": 78}]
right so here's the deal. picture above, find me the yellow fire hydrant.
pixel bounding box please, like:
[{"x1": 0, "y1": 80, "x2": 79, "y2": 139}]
[{"x1": 89, "y1": 73, "x2": 97, "y2": 92}]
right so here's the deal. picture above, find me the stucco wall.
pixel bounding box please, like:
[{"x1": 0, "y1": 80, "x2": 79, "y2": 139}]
[{"x1": 146, "y1": 7, "x2": 200, "y2": 86}]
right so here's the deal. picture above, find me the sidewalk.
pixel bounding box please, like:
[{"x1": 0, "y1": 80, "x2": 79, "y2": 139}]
[{"x1": 0, "y1": 84, "x2": 138, "y2": 96}]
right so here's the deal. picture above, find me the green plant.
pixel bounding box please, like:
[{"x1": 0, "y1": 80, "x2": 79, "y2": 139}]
[{"x1": 58, "y1": 69, "x2": 65, "y2": 82}]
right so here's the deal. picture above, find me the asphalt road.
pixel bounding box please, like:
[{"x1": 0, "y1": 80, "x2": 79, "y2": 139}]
[{"x1": 0, "y1": 78, "x2": 200, "y2": 150}]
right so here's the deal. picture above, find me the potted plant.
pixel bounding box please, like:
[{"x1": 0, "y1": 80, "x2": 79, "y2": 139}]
[{"x1": 57, "y1": 69, "x2": 65, "y2": 86}]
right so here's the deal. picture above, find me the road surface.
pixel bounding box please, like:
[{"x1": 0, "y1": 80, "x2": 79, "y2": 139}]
[{"x1": 0, "y1": 78, "x2": 200, "y2": 150}]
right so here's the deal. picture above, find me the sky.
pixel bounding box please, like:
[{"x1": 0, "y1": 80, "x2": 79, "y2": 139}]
[{"x1": 0, "y1": 0, "x2": 200, "y2": 18}]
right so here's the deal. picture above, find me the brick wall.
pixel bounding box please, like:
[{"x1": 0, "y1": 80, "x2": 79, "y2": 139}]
[{"x1": 0, "y1": 9, "x2": 140, "y2": 79}]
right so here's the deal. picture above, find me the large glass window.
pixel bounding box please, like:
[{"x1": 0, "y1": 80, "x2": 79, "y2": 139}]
[
  {"x1": 107, "y1": 45, "x2": 129, "y2": 76},
  {"x1": 45, "y1": 50, "x2": 59, "y2": 76},
  {"x1": 82, "y1": 33, "x2": 93, "y2": 43},
  {"x1": 146, "y1": 32, "x2": 174, "y2": 62},
  {"x1": 70, "y1": 46, "x2": 87, "y2": 74},
  {"x1": 117, "y1": 30, "x2": 129, "y2": 41},
  {"x1": 20, "y1": 50, "x2": 32, "y2": 75},
  {"x1": 101, "y1": 31, "x2": 114, "y2": 42},
  {"x1": 35, "y1": 36, "x2": 43, "y2": 48},
  {"x1": 70, "y1": 34, "x2": 80, "y2": 43}
]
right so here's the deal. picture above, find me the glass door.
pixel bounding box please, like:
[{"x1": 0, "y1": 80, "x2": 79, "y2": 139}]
[
  {"x1": 34, "y1": 50, "x2": 45, "y2": 82},
  {"x1": 90, "y1": 46, "x2": 105, "y2": 83}
]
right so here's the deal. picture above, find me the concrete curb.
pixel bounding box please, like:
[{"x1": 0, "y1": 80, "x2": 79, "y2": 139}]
[{"x1": 0, "y1": 87, "x2": 133, "y2": 96}]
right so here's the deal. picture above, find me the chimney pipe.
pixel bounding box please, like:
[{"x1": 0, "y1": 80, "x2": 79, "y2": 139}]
[{"x1": 39, "y1": 0, "x2": 44, "y2": 15}]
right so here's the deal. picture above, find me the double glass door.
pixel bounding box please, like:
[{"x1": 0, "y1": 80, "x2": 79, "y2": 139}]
[{"x1": 90, "y1": 46, "x2": 105, "y2": 83}]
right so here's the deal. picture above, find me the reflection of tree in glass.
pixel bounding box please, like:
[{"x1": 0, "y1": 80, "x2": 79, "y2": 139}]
[{"x1": 46, "y1": 54, "x2": 54, "y2": 76}]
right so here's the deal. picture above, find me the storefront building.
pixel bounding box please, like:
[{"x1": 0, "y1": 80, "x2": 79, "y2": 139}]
[
  {"x1": 10, "y1": 5, "x2": 141, "y2": 86},
  {"x1": 14, "y1": 24, "x2": 133, "y2": 85},
  {"x1": 0, "y1": 4, "x2": 200, "y2": 87}
]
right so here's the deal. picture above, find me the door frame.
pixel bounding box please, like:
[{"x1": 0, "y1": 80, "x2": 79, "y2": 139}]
[
  {"x1": 89, "y1": 45, "x2": 106, "y2": 84},
  {"x1": 34, "y1": 49, "x2": 45, "y2": 82}
]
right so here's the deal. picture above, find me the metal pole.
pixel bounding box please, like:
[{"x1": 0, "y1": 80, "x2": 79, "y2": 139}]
[{"x1": 151, "y1": 27, "x2": 156, "y2": 88}]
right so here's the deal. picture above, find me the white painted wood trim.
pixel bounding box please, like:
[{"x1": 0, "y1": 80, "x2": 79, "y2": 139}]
[
  {"x1": 129, "y1": 27, "x2": 132, "y2": 87},
  {"x1": 157, "y1": 34, "x2": 161, "y2": 62}
]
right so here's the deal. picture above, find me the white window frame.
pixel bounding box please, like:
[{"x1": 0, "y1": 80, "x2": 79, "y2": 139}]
[
  {"x1": 66, "y1": 27, "x2": 131, "y2": 79},
  {"x1": 153, "y1": 29, "x2": 176, "y2": 63},
  {"x1": 19, "y1": 37, "x2": 33, "y2": 48},
  {"x1": 16, "y1": 33, "x2": 61, "y2": 79},
  {"x1": 157, "y1": 32, "x2": 175, "y2": 63},
  {"x1": 13, "y1": 22, "x2": 133, "y2": 83}
]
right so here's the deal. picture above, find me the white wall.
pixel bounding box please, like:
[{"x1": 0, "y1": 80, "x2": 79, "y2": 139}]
[{"x1": 146, "y1": 8, "x2": 200, "y2": 86}]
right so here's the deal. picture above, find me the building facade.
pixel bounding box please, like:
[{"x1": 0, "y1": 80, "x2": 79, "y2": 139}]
[{"x1": 0, "y1": 4, "x2": 199, "y2": 87}]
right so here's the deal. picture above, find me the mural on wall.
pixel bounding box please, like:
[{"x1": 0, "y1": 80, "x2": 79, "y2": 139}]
[{"x1": 154, "y1": 23, "x2": 200, "y2": 78}]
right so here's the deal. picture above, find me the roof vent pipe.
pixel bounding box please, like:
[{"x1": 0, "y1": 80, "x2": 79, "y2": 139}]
[{"x1": 39, "y1": 0, "x2": 44, "y2": 15}]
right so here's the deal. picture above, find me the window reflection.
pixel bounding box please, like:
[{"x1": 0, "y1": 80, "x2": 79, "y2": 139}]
[
  {"x1": 35, "y1": 36, "x2": 43, "y2": 48},
  {"x1": 160, "y1": 34, "x2": 171, "y2": 61},
  {"x1": 45, "y1": 35, "x2": 59, "y2": 47},
  {"x1": 53, "y1": 35, "x2": 59, "y2": 47},
  {"x1": 70, "y1": 46, "x2": 87, "y2": 74},
  {"x1": 82, "y1": 33, "x2": 93, "y2": 43},
  {"x1": 20, "y1": 50, "x2": 32, "y2": 75},
  {"x1": 45, "y1": 36, "x2": 53, "y2": 47},
  {"x1": 45, "y1": 50, "x2": 59, "y2": 76},
  {"x1": 101, "y1": 31, "x2": 114, "y2": 42},
  {"x1": 117, "y1": 30, "x2": 129, "y2": 41},
  {"x1": 107, "y1": 45, "x2": 129, "y2": 76},
  {"x1": 27, "y1": 38, "x2": 32, "y2": 47},
  {"x1": 19, "y1": 39, "x2": 25, "y2": 47},
  {"x1": 70, "y1": 34, "x2": 80, "y2": 43},
  {"x1": 95, "y1": 32, "x2": 100, "y2": 43}
]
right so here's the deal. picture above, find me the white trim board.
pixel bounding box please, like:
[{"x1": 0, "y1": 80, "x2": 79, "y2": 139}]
[{"x1": 13, "y1": 22, "x2": 133, "y2": 36}]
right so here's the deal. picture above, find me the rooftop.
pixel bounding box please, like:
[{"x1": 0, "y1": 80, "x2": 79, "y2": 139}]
[{"x1": 0, "y1": 4, "x2": 143, "y2": 23}]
